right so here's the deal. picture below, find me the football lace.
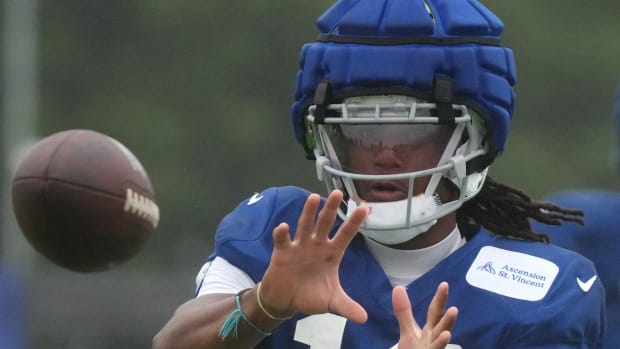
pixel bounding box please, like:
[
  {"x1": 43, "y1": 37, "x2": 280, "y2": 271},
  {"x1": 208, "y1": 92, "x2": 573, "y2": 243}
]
[{"x1": 123, "y1": 188, "x2": 160, "y2": 228}]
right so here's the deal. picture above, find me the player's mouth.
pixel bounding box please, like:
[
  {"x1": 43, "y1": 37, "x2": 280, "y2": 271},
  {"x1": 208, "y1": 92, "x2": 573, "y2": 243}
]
[{"x1": 364, "y1": 181, "x2": 409, "y2": 202}]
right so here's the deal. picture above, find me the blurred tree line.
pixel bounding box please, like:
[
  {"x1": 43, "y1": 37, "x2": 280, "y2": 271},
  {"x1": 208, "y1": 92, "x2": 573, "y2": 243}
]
[
  {"x1": 33, "y1": 0, "x2": 330, "y2": 270},
  {"x1": 31, "y1": 0, "x2": 620, "y2": 269},
  {"x1": 2, "y1": 1, "x2": 620, "y2": 347}
]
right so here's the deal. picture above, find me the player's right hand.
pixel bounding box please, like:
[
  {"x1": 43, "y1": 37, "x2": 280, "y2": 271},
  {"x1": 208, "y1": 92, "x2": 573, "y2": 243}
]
[{"x1": 258, "y1": 189, "x2": 369, "y2": 323}]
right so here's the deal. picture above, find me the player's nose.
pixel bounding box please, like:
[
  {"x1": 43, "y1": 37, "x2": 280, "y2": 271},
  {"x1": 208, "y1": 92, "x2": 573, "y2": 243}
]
[{"x1": 373, "y1": 146, "x2": 403, "y2": 170}]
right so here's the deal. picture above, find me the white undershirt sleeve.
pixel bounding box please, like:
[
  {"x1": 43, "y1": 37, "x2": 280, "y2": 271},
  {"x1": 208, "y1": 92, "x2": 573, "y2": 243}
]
[{"x1": 194, "y1": 256, "x2": 257, "y2": 297}]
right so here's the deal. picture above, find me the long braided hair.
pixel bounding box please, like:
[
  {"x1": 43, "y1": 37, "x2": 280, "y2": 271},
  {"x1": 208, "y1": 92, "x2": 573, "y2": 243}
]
[{"x1": 457, "y1": 176, "x2": 585, "y2": 243}]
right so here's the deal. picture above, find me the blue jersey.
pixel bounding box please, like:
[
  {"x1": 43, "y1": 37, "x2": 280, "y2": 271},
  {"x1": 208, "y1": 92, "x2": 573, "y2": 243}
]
[
  {"x1": 534, "y1": 190, "x2": 620, "y2": 348},
  {"x1": 0, "y1": 268, "x2": 26, "y2": 349},
  {"x1": 209, "y1": 186, "x2": 606, "y2": 348}
]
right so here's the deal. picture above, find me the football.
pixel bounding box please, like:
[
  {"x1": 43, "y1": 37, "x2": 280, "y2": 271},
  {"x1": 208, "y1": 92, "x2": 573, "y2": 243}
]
[{"x1": 11, "y1": 129, "x2": 159, "y2": 272}]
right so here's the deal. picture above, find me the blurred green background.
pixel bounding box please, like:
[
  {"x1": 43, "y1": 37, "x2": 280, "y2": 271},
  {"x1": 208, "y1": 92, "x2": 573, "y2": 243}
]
[{"x1": 1, "y1": 1, "x2": 619, "y2": 348}]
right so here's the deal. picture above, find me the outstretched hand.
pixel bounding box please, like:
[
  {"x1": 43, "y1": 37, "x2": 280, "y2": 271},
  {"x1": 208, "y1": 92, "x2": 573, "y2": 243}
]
[
  {"x1": 259, "y1": 190, "x2": 369, "y2": 323},
  {"x1": 393, "y1": 282, "x2": 458, "y2": 349}
]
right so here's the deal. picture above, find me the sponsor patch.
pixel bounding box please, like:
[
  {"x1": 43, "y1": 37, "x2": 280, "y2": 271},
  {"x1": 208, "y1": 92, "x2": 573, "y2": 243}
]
[{"x1": 466, "y1": 246, "x2": 558, "y2": 301}]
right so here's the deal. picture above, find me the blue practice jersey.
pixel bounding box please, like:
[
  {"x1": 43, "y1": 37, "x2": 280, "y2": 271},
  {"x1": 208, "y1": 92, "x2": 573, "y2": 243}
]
[
  {"x1": 209, "y1": 186, "x2": 606, "y2": 348},
  {"x1": 534, "y1": 190, "x2": 620, "y2": 348},
  {"x1": 0, "y1": 268, "x2": 27, "y2": 349}
]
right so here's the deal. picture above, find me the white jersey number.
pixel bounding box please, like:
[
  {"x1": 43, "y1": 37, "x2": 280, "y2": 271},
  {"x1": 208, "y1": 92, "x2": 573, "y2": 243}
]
[
  {"x1": 294, "y1": 314, "x2": 347, "y2": 348},
  {"x1": 293, "y1": 314, "x2": 461, "y2": 349}
]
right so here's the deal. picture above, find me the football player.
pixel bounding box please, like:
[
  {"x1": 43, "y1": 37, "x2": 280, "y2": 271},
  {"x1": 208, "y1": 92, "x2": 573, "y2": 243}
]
[
  {"x1": 533, "y1": 86, "x2": 620, "y2": 348},
  {"x1": 153, "y1": 1, "x2": 606, "y2": 348}
]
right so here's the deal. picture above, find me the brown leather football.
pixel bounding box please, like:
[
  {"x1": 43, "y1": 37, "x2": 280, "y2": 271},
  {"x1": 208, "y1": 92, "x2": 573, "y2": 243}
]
[{"x1": 11, "y1": 129, "x2": 159, "y2": 272}]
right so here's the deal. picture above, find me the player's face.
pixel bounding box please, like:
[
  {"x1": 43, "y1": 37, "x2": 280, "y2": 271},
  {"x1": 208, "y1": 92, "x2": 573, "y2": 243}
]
[{"x1": 329, "y1": 123, "x2": 454, "y2": 202}]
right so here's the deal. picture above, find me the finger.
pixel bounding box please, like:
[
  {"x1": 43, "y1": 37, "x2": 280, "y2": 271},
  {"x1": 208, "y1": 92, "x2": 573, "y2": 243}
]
[
  {"x1": 426, "y1": 281, "x2": 449, "y2": 326},
  {"x1": 331, "y1": 205, "x2": 367, "y2": 249},
  {"x1": 272, "y1": 222, "x2": 291, "y2": 250},
  {"x1": 314, "y1": 190, "x2": 343, "y2": 240},
  {"x1": 392, "y1": 286, "x2": 419, "y2": 340},
  {"x1": 295, "y1": 193, "x2": 321, "y2": 242},
  {"x1": 433, "y1": 306, "x2": 458, "y2": 336},
  {"x1": 330, "y1": 288, "x2": 368, "y2": 324},
  {"x1": 428, "y1": 331, "x2": 451, "y2": 349}
]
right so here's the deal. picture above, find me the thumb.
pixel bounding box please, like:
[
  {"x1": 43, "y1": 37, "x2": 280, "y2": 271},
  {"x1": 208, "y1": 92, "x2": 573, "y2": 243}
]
[
  {"x1": 392, "y1": 286, "x2": 419, "y2": 340},
  {"x1": 330, "y1": 289, "x2": 368, "y2": 324}
]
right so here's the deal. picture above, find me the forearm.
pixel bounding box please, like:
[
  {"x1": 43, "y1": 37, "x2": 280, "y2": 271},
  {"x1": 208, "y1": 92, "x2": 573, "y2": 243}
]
[{"x1": 152, "y1": 288, "x2": 286, "y2": 349}]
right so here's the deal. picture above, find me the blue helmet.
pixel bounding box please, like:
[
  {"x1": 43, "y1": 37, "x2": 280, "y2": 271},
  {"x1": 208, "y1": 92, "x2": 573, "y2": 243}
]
[
  {"x1": 290, "y1": 0, "x2": 517, "y2": 244},
  {"x1": 292, "y1": 0, "x2": 516, "y2": 165}
]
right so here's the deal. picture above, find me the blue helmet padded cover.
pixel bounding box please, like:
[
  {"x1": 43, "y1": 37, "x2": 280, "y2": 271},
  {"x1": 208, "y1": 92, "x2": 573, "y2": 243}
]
[{"x1": 291, "y1": 0, "x2": 516, "y2": 166}]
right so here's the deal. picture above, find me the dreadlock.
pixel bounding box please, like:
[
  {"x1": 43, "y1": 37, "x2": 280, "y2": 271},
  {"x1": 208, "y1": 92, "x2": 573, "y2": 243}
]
[{"x1": 457, "y1": 176, "x2": 584, "y2": 243}]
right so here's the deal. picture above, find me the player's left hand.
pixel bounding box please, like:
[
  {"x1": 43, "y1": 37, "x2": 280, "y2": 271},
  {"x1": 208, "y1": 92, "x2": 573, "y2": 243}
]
[{"x1": 393, "y1": 282, "x2": 458, "y2": 349}]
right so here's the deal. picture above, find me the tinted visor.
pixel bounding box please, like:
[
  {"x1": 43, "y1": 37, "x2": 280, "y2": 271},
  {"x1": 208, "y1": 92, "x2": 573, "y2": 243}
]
[{"x1": 321, "y1": 123, "x2": 455, "y2": 174}]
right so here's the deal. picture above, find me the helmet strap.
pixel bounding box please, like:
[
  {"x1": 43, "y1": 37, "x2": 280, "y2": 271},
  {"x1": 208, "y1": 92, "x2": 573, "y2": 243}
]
[
  {"x1": 433, "y1": 76, "x2": 456, "y2": 123},
  {"x1": 312, "y1": 80, "x2": 332, "y2": 125}
]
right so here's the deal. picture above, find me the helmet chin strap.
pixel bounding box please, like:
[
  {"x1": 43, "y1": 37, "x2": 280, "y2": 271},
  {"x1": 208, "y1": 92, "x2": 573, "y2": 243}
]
[{"x1": 346, "y1": 195, "x2": 440, "y2": 245}]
